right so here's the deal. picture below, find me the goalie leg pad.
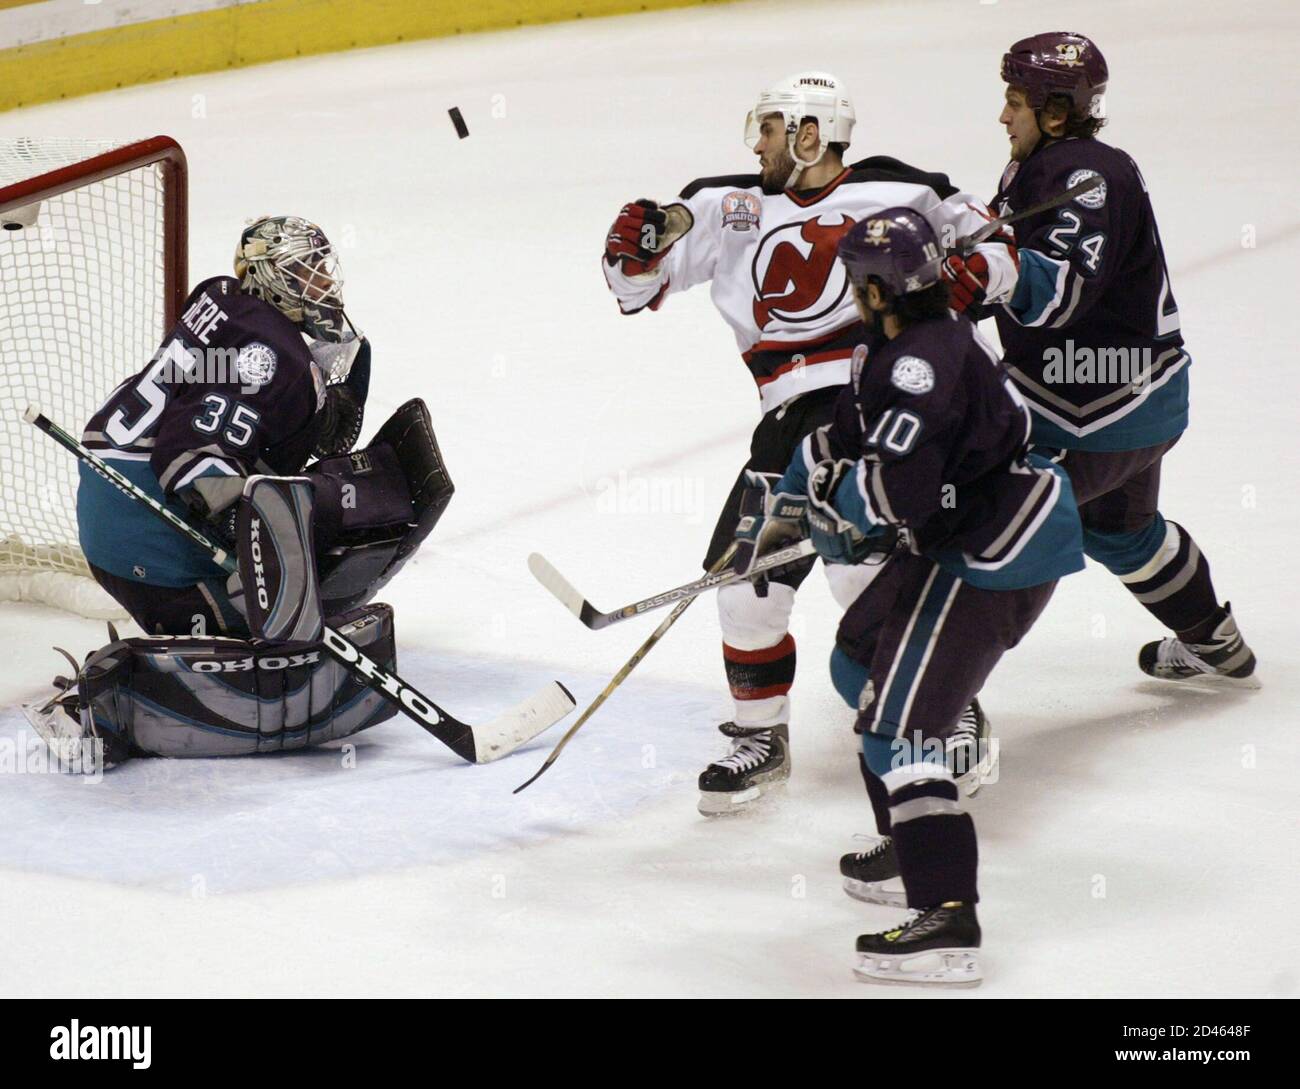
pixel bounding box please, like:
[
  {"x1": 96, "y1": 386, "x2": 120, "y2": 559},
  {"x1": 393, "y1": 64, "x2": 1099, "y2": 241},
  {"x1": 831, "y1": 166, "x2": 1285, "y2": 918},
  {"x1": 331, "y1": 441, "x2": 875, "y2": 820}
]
[
  {"x1": 75, "y1": 604, "x2": 399, "y2": 758},
  {"x1": 236, "y1": 475, "x2": 323, "y2": 644}
]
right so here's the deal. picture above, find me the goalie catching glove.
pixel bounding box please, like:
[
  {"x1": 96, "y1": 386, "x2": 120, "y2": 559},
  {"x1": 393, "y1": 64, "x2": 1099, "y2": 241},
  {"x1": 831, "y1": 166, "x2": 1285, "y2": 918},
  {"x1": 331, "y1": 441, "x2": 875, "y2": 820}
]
[{"x1": 310, "y1": 397, "x2": 454, "y2": 615}]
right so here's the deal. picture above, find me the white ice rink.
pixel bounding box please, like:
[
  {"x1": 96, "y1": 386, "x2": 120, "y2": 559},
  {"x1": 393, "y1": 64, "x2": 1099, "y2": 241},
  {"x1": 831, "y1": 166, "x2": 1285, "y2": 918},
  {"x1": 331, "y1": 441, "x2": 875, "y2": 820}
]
[{"x1": 1, "y1": 0, "x2": 1297, "y2": 997}]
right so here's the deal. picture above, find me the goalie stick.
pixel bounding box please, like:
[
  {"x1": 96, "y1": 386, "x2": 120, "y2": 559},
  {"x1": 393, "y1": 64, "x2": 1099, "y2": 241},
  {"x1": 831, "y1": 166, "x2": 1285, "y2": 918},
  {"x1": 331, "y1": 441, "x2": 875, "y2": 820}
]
[
  {"x1": 24, "y1": 407, "x2": 575, "y2": 764},
  {"x1": 954, "y1": 173, "x2": 1103, "y2": 254},
  {"x1": 528, "y1": 539, "x2": 817, "y2": 631},
  {"x1": 514, "y1": 546, "x2": 737, "y2": 793}
]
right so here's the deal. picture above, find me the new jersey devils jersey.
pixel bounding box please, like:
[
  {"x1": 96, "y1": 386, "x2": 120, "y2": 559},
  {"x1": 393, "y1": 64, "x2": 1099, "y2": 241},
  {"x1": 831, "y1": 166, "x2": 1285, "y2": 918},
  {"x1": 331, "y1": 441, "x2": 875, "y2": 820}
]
[
  {"x1": 604, "y1": 157, "x2": 1018, "y2": 415},
  {"x1": 77, "y1": 276, "x2": 325, "y2": 586}
]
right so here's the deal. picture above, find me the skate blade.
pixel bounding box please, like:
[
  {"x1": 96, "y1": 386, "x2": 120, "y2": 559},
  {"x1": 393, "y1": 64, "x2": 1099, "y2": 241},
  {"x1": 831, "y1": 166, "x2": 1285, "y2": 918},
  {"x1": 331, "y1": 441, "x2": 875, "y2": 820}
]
[
  {"x1": 21, "y1": 701, "x2": 60, "y2": 747},
  {"x1": 1143, "y1": 669, "x2": 1261, "y2": 691},
  {"x1": 842, "y1": 877, "x2": 907, "y2": 908},
  {"x1": 697, "y1": 779, "x2": 785, "y2": 817},
  {"x1": 21, "y1": 702, "x2": 105, "y2": 773},
  {"x1": 956, "y1": 745, "x2": 999, "y2": 798},
  {"x1": 853, "y1": 948, "x2": 983, "y2": 988}
]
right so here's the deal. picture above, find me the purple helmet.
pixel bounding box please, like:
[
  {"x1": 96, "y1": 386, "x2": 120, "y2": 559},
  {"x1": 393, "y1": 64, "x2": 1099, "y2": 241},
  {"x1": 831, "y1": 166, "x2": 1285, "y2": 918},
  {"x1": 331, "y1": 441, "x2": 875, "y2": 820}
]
[
  {"x1": 837, "y1": 208, "x2": 944, "y2": 297},
  {"x1": 1001, "y1": 32, "x2": 1108, "y2": 117}
]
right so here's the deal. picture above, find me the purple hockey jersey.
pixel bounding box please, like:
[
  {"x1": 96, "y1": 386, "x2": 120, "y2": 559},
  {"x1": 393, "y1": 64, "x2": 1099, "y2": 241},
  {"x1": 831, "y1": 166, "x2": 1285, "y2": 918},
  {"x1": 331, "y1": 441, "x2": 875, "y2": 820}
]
[
  {"x1": 784, "y1": 313, "x2": 1084, "y2": 590},
  {"x1": 992, "y1": 137, "x2": 1190, "y2": 451},
  {"x1": 77, "y1": 276, "x2": 325, "y2": 586}
]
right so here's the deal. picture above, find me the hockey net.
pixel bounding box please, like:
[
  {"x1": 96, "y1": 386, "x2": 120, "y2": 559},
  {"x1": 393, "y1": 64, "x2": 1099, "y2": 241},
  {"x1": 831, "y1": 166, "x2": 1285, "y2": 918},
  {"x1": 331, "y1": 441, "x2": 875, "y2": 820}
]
[{"x1": 0, "y1": 136, "x2": 187, "y2": 618}]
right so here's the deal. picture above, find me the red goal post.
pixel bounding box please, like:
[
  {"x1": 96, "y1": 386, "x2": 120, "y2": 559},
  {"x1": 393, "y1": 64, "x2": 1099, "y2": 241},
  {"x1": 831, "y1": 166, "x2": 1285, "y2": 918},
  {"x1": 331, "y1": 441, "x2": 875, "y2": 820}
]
[{"x1": 0, "y1": 136, "x2": 188, "y2": 617}]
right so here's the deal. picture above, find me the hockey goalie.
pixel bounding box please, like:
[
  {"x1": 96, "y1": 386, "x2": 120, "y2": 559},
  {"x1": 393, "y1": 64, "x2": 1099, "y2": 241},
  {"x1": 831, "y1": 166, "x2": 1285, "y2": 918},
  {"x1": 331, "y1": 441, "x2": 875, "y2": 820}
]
[{"x1": 25, "y1": 216, "x2": 454, "y2": 770}]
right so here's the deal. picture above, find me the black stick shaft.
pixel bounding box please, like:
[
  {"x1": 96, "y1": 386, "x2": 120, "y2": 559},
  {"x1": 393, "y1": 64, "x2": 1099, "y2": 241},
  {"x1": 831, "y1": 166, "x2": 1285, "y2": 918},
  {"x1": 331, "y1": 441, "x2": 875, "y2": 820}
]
[{"x1": 955, "y1": 174, "x2": 1103, "y2": 253}]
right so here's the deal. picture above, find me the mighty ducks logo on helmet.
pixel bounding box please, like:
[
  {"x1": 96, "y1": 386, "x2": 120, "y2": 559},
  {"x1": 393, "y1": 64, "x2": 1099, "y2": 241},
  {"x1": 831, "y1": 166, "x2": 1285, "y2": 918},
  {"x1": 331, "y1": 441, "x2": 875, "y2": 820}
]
[
  {"x1": 862, "y1": 218, "x2": 891, "y2": 245},
  {"x1": 1054, "y1": 42, "x2": 1086, "y2": 67}
]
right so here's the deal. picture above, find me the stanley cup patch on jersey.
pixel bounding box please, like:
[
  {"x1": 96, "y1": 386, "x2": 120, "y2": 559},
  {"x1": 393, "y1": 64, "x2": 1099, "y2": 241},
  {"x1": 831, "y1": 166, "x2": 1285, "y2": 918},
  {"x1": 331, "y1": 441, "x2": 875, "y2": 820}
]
[
  {"x1": 236, "y1": 342, "x2": 278, "y2": 386},
  {"x1": 1068, "y1": 168, "x2": 1106, "y2": 208},
  {"x1": 891, "y1": 355, "x2": 935, "y2": 394},
  {"x1": 721, "y1": 190, "x2": 761, "y2": 231}
]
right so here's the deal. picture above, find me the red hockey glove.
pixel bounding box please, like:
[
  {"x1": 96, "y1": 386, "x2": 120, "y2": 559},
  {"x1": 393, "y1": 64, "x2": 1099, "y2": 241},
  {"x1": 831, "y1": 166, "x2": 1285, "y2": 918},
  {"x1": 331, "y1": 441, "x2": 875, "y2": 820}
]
[
  {"x1": 941, "y1": 252, "x2": 991, "y2": 314},
  {"x1": 604, "y1": 199, "x2": 690, "y2": 276}
]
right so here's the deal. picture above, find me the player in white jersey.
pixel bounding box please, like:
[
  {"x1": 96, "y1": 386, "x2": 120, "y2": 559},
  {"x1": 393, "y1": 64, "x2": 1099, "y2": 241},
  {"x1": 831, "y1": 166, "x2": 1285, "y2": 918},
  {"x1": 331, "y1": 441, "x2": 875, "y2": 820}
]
[{"x1": 603, "y1": 73, "x2": 1019, "y2": 814}]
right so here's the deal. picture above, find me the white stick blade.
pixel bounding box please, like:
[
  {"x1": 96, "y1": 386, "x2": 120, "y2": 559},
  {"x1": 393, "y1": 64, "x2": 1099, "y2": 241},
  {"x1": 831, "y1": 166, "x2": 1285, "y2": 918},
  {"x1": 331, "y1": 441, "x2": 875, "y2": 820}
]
[
  {"x1": 527, "y1": 552, "x2": 590, "y2": 619},
  {"x1": 474, "y1": 681, "x2": 576, "y2": 763}
]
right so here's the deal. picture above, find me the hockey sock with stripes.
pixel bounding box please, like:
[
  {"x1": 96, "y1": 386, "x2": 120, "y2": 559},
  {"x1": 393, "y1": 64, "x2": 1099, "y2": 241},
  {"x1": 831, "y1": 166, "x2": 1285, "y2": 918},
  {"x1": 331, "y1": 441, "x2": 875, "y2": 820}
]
[
  {"x1": 888, "y1": 779, "x2": 979, "y2": 908},
  {"x1": 858, "y1": 753, "x2": 893, "y2": 837},
  {"x1": 1120, "y1": 520, "x2": 1221, "y2": 637},
  {"x1": 723, "y1": 634, "x2": 795, "y2": 719}
]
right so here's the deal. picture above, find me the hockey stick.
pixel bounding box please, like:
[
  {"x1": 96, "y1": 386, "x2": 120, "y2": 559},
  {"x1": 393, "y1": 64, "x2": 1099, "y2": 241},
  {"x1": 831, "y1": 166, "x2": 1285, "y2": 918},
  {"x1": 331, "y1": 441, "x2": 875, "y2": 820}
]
[
  {"x1": 514, "y1": 545, "x2": 737, "y2": 793},
  {"x1": 954, "y1": 173, "x2": 1103, "y2": 254},
  {"x1": 527, "y1": 539, "x2": 817, "y2": 631},
  {"x1": 24, "y1": 407, "x2": 575, "y2": 764}
]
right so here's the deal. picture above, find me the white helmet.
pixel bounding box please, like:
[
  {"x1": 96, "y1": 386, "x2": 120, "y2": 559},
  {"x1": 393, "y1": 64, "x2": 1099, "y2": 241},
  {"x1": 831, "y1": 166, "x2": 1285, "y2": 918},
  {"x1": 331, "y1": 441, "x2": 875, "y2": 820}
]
[{"x1": 744, "y1": 71, "x2": 855, "y2": 185}]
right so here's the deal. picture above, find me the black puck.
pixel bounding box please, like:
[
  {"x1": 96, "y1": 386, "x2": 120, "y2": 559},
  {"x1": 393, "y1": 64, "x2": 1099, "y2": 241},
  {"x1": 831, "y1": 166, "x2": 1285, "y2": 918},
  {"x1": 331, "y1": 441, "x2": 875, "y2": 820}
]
[{"x1": 448, "y1": 107, "x2": 469, "y2": 139}]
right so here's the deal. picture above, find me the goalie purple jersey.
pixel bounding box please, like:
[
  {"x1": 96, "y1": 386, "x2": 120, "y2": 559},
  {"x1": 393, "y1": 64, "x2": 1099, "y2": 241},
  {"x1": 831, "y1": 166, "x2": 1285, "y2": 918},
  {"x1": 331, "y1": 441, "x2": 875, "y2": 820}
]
[{"x1": 77, "y1": 275, "x2": 325, "y2": 587}]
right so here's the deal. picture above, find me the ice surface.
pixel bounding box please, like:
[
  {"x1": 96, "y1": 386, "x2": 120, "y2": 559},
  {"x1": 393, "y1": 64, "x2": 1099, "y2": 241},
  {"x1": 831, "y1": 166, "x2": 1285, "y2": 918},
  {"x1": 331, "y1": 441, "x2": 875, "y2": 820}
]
[{"x1": 1, "y1": 0, "x2": 1297, "y2": 997}]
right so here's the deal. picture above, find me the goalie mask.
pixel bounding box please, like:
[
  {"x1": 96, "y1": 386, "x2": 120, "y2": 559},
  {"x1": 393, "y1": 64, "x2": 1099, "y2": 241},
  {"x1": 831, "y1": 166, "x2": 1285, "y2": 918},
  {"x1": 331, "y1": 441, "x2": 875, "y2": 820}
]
[
  {"x1": 235, "y1": 215, "x2": 347, "y2": 342},
  {"x1": 744, "y1": 71, "x2": 855, "y2": 187}
]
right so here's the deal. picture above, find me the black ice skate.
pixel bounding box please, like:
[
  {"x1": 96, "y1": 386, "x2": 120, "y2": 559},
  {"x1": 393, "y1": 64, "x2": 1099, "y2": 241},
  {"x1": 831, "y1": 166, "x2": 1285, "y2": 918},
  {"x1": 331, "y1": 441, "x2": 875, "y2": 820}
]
[
  {"x1": 840, "y1": 836, "x2": 904, "y2": 907},
  {"x1": 947, "y1": 698, "x2": 998, "y2": 797},
  {"x1": 697, "y1": 722, "x2": 789, "y2": 816},
  {"x1": 1138, "y1": 604, "x2": 1258, "y2": 687},
  {"x1": 854, "y1": 901, "x2": 982, "y2": 987}
]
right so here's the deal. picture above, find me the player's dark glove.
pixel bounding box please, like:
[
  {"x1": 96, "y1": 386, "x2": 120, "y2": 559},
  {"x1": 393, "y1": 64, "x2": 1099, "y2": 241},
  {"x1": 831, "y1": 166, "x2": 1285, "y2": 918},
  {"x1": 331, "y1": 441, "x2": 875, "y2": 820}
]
[
  {"x1": 807, "y1": 459, "x2": 899, "y2": 565},
  {"x1": 733, "y1": 470, "x2": 809, "y2": 596},
  {"x1": 604, "y1": 199, "x2": 693, "y2": 276},
  {"x1": 941, "y1": 252, "x2": 992, "y2": 314}
]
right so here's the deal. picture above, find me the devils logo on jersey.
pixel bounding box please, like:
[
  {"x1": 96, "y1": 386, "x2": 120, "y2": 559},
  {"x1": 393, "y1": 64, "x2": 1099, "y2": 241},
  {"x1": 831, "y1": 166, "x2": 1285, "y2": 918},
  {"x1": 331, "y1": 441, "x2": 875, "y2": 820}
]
[{"x1": 751, "y1": 213, "x2": 856, "y2": 330}]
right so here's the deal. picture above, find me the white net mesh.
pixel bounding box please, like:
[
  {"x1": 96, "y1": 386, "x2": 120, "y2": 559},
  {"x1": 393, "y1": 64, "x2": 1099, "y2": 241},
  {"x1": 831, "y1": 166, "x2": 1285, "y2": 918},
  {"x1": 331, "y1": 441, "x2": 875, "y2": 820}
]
[{"x1": 0, "y1": 138, "x2": 173, "y2": 614}]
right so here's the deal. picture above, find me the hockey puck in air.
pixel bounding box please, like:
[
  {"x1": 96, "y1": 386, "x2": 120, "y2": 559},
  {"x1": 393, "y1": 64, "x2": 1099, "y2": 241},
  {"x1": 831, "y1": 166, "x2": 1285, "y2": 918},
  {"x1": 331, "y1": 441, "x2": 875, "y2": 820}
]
[{"x1": 448, "y1": 107, "x2": 469, "y2": 139}]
